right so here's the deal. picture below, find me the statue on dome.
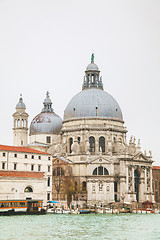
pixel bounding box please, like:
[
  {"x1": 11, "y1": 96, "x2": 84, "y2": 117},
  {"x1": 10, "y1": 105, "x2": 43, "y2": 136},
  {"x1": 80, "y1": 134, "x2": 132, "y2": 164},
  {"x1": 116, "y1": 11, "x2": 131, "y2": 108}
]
[
  {"x1": 91, "y1": 53, "x2": 94, "y2": 63},
  {"x1": 46, "y1": 91, "x2": 50, "y2": 98}
]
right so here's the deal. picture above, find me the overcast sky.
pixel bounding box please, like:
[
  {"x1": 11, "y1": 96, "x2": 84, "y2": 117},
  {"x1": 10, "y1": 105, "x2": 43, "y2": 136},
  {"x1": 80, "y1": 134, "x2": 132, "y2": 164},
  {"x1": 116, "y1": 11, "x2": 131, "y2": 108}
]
[{"x1": 0, "y1": 0, "x2": 159, "y2": 165}]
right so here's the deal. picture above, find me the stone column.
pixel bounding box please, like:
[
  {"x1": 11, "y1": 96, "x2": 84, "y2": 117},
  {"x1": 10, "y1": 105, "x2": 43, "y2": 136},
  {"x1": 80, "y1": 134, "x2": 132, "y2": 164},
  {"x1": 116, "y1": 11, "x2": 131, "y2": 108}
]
[
  {"x1": 95, "y1": 137, "x2": 99, "y2": 154},
  {"x1": 119, "y1": 160, "x2": 126, "y2": 202},
  {"x1": 109, "y1": 179, "x2": 115, "y2": 202},
  {"x1": 150, "y1": 167, "x2": 153, "y2": 201},
  {"x1": 139, "y1": 168, "x2": 145, "y2": 202},
  {"x1": 144, "y1": 167, "x2": 147, "y2": 198},
  {"x1": 126, "y1": 166, "x2": 128, "y2": 193},
  {"x1": 132, "y1": 166, "x2": 136, "y2": 201}
]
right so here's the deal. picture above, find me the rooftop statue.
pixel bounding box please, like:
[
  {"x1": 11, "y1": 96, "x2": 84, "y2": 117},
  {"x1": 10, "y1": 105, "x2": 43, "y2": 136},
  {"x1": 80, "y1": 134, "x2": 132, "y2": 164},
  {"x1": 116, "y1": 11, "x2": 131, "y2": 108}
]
[{"x1": 91, "y1": 53, "x2": 94, "y2": 63}]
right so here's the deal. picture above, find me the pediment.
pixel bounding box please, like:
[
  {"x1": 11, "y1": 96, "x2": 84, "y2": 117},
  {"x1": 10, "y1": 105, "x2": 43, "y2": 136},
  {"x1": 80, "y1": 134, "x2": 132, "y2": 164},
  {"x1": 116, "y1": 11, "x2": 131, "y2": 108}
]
[
  {"x1": 132, "y1": 152, "x2": 147, "y2": 161},
  {"x1": 88, "y1": 156, "x2": 111, "y2": 164}
]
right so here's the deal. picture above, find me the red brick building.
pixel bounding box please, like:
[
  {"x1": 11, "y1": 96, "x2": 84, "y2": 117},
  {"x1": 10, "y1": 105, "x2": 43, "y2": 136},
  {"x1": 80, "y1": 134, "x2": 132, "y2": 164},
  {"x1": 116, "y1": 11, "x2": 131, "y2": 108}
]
[{"x1": 152, "y1": 166, "x2": 160, "y2": 202}]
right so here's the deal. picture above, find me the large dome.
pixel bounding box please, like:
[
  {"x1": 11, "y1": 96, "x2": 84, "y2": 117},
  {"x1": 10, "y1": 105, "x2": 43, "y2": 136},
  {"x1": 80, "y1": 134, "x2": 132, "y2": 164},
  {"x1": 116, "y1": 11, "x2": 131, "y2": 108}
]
[
  {"x1": 64, "y1": 55, "x2": 123, "y2": 121},
  {"x1": 30, "y1": 92, "x2": 62, "y2": 135},
  {"x1": 30, "y1": 112, "x2": 62, "y2": 135},
  {"x1": 64, "y1": 88, "x2": 123, "y2": 121}
]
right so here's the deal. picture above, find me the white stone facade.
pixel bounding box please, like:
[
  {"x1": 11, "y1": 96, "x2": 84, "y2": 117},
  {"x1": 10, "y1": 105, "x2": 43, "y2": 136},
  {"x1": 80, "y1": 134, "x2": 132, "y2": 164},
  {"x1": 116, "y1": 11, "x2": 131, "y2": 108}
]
[
  {"x1": 14, "y1": 56, "x2": 154, "y2": 205},
  {"x1": 0, "y1": 146, "x2": 52, "y2": 205}
]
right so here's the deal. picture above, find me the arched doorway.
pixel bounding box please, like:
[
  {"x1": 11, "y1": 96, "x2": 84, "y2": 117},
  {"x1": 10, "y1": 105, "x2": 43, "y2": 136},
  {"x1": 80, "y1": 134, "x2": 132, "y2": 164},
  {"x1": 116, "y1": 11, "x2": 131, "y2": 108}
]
[{"x1": 134, "y1": 170, "x2": 140, "y2": 202}]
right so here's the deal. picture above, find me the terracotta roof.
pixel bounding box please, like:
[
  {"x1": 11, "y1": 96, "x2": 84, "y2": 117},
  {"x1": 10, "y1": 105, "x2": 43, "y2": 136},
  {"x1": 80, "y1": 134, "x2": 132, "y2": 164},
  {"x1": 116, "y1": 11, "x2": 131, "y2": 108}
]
[
  {"x1": 0, "y1": 171, "x2": 44, "y2": 178},
  {"x1": 152, "y1": 166, "x2": 160, "y2": 170},
  {"x1": 0, "y1": 145, "x2": 49, "y2": 155}
]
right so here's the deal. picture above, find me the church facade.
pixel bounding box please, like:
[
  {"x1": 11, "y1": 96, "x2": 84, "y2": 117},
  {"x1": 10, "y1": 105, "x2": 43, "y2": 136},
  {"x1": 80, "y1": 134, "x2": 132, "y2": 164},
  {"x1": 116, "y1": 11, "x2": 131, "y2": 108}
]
[{"x1": 13, "y1": 55, "x2": 154, "y2": 206}]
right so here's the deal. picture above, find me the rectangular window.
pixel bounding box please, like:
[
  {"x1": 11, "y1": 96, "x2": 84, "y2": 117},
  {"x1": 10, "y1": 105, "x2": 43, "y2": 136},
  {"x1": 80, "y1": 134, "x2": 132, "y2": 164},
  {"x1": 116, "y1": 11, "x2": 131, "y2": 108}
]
[
  {"x1": 25, "y1": 154, "x2": 27, "y2": 158},
  {"x1": 46, "y1": 136, "x2": 51, "y2": 144},
  {"x1": 48, "y1": 177, "x2": 50, "y2": 187},
  {"x1": 48, "y1": 157, "x2": 51, "y2": 161},
  {"x1": 3, "y1": 153, "x2": 5, "y2": 157},
  {"x1": 21, "y1": 141, "x2": 23, "y2": 145},
  {"x1": 38, "y1": 156, "x2": 41, "y2": 160},
  {"x1": 38, "y1": 165, "x2": 41, "y2": 171},
  {"x1": 14, "y1": 154, "x2": 17, "y2": 158},
  {"x1": 31, "y1": 165, "x2": 34, "y2": 171},
  {"x1": 2, "y1": 162, "x2": 5, "y2": 170},
  {"x1": 31, "y1": 155, "x2": 34, "y2": 159},
  {"x1": 47, "y1": 193, "x2": 50, "y2": 201},
  {"x1": 48, "y1": 166, "x2": 50, "y2": 172},
  {"x1": 156, "y1": 192, "x2": 158, "y2": 202},
  {"x1": 14, "y1": 163, "x2": 17, "y2": 170},
  {"x1": 155, "y1": 180, "x2": 158, "y2": 190}
]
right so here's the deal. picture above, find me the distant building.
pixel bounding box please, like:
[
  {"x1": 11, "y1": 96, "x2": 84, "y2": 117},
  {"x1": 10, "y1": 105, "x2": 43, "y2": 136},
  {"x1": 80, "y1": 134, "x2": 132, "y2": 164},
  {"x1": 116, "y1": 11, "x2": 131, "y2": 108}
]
[
  {"x1": 152, "y1": 166, "x2": 160, "y2": 203},
  {"x1": 0, "y1": 145, "x2": 52, "y2": 204},
  {"x1": 13, "y1": 55, "x2": 154, "y2": 206}
]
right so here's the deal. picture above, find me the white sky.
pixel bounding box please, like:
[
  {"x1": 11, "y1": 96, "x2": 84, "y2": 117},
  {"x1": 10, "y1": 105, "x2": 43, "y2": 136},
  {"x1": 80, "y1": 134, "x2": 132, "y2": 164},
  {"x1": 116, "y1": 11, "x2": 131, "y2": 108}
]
[{"x1": 0, "y1": 0, "x2": 160, "y2": 165}]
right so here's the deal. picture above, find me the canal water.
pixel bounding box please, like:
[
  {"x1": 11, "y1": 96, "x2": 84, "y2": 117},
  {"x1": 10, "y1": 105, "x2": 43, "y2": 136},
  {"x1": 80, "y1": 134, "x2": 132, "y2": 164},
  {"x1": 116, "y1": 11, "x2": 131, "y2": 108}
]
[{"x1": 0, "y1": 214, "x2": 160, "y2": 240}]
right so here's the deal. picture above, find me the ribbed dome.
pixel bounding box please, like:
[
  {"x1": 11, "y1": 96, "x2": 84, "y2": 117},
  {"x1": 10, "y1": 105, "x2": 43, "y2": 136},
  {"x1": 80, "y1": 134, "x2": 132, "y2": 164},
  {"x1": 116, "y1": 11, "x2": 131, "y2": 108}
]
[
  {"x1": 64, "y1": 88, "x2": 123, "y2": 121},
  {"x1": 30, "y1": 112, "x2": 62, "y2": 135},
  {"x1": 30, "y1": 92, "x2": 62, "y2": 135},
  {"x1": 86, "y1": 63, "x2": 99, "y2": 71}
]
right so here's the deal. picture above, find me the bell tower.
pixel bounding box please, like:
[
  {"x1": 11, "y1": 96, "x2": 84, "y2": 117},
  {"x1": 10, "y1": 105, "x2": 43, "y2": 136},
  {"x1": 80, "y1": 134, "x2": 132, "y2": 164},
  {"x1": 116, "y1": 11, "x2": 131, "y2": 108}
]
[{"x1": 13, "y1": 95, "x2": 29, "y2": 146}]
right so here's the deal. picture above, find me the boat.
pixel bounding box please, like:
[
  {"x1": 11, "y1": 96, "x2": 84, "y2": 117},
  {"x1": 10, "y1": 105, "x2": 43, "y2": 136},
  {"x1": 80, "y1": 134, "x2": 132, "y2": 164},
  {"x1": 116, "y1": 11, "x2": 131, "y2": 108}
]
[
  {"x1": 79, "y1": 209, "x2": 91, "y2": 214},
  {"x1": 132, "y1": 201, "x2": 159, "y2": 214},
  {"x1": 0, "y1": 199, "x2": 46, "y2": 216}
]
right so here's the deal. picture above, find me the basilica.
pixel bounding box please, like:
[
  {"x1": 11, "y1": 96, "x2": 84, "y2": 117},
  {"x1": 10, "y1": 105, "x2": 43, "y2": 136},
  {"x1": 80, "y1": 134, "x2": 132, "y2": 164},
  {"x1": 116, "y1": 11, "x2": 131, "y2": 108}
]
[{"x1": 12, "y1": 55, "x2": 154, "y2": 206}]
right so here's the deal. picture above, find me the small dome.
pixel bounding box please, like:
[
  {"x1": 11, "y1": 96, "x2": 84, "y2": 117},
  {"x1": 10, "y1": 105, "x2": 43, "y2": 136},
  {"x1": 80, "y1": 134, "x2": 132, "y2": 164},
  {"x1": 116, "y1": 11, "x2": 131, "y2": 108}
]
[
  {"x1": 30, "y1": 112, "x2": 62, "y2": 135},
  {"x1": 16, "y1": 95, "x2": 26, "y2": 109},
  {"x1": 30, "y1": 92, "x2": 62, "y2": 135},
  {"x1": 64, "y1": 88, "x2": 123, "y2": 121},
  {"x1": 86, "y1": 63, "x2": 99, "y2": 71}
]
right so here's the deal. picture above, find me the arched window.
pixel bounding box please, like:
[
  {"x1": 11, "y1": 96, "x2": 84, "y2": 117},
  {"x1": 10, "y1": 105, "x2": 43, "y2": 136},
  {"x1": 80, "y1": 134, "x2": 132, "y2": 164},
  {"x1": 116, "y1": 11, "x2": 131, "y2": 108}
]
[
  {"x1": 99, "y1": 137, "x2": 105, "y2": 153},
  {"x1": 93, "y1": 167, "x2": 109, "y2": 176},
  {"x1": 69, "y1": 138, "x2": 73, "y2": 153},
  {"x1": 24, "y1": 186, "x2": 33, "y2": 192},
  {"x1": 89, "y1": 136, "x2": 95, "y2": 153},
  {"x1": 53, "y1": 167, "x2": 64, "y2": 176},
  {"x1": 15, "y1": 119, "x2": 17, "y2": 127},
  {"x1": 104, "y1": 168, "x2": 109, "y2": 175},
  {"x1": 93, "y1": 168, "x2": 97, "y2": 175},
  {"x1": 17, "y1": 119, "x2": 20, "y2": 127},
  {"x1": 77, "y1": 137, "x2": 81, "y2": 144},
  {"x1": 24, "y1": 120, "x2": 26, "y2": 127},
  {"x1": 82, "y1": 181, "x2": 86, "y2": 192}
]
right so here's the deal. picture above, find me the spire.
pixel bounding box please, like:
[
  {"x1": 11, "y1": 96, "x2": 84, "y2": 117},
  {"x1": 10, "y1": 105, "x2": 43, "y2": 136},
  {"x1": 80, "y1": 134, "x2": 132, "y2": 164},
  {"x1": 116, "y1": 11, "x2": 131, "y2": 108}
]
[
  {"x1": 16, "y1": 94, "x2": 26, "y2": 109},
  {"x1": 42, "y1": 91, "x2": 53, "y2": 112},
  {"x1": 82, "y1": 54, "x2": 103, "y2": 90}
]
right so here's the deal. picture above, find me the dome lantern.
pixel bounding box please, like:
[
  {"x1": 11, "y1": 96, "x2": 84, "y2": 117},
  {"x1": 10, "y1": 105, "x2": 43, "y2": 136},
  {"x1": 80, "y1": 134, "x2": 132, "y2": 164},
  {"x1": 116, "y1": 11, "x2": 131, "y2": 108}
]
[
  {"x1": 16, "y1": 94, "x2": 26, "y2": 110},
  {"x1": 82, "y1": 53, "x2": 103, "y2": 90},
  {"x1": 42, "y1": 91, "x2": 53, "y2": 113}
]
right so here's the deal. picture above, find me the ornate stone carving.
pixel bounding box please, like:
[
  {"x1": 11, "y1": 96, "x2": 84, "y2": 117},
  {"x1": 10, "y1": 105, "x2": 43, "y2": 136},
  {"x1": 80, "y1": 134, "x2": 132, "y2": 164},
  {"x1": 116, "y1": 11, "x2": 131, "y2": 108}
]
[
  {"x1": 116, "y1": 142, "x2": 126, "y2": 154},
  {"x1": 48, "y1": 144, "x2": 63, "y2": 156},
  {"x1": 107, "y1": 141, "x2": 112, "y2": 153},
  {"x1": 71, "y1": 142, "x2": 80, "y2": 154},
  {"x1": 128, "y1": 145, "x2": 136, "y2": 155}
]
